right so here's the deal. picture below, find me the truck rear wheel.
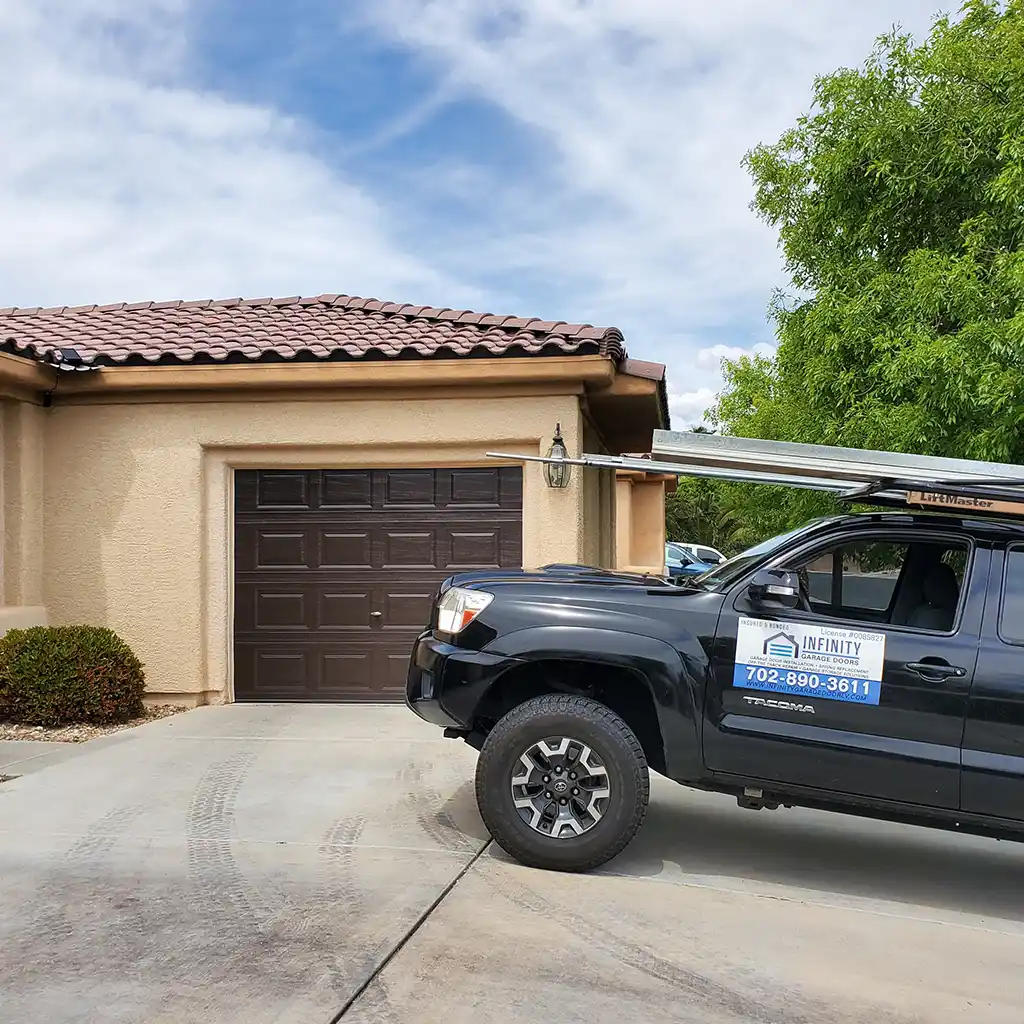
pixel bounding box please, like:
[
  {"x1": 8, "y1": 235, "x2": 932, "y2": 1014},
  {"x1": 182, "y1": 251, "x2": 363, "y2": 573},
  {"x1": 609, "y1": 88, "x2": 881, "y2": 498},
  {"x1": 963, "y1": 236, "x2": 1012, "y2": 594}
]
[{"x1": 475, "y1": 694, "x2": 650, "y2": 872}]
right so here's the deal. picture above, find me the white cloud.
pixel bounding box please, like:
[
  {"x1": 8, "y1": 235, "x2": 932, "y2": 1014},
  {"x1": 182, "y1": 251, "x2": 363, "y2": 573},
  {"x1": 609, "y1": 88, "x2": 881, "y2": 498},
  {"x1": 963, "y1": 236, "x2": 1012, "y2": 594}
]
[
  {"x1": 696, "y1": 343, "x2": 776, "y2": 368},
  {"x1": 0, "y1": 0, "x2": 947, "y2": 429},
  {"x1": 0, "y1": 0, "x2": 476, "y2": 309},
  {"x1": 665, "y1": 342, "x2": 774, "y2": 426},
  {"x1": 668, "y1": 387, "x2": 717, "y2": 429},
  {"x1": 358, "y1": 0, "x2": 944, "y2": 420}
]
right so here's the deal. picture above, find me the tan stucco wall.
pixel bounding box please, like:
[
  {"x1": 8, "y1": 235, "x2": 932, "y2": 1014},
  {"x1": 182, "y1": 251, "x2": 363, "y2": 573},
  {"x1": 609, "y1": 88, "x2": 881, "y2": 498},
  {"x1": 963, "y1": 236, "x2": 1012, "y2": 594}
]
[
  {"x1": 579, "y1": 418, "x2": 616, "y2": 568},
  {"x1": 631, "y1": 480, "x2": 667, "y2": 570},
  {"x1": 0, "y1": 400, "x2": 47, "y2": 635},
  {"x1": 614, "y1": 474, "x2": 668, "y2": 574},
  {"x1": 615, "y1": 478, "x2": 634, "y2": 570},
  {"x1": 42, "y1": 392, "x2": 589, "y2": 701}
]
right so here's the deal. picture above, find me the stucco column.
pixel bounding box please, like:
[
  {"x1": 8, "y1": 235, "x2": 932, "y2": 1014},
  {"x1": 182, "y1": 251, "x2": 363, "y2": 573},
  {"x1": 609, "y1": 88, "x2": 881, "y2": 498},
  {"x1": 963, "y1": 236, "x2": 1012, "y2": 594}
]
[
  {"x1": 1, "y1": 401, "x2": 47, "y2": 630},
  {"x1": 615, "y1": 476, "x2": 634, "y2": 570},
  {"x1": 630, "y1": 479, "x2": 667, "y2": 572},
  {"x1": 614, "y1": 471, "x2": 670, "y2": 574}
]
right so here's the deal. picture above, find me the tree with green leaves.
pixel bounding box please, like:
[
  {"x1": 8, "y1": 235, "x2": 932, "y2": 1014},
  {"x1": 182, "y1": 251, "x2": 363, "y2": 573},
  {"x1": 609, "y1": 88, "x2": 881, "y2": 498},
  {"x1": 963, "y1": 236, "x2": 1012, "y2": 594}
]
[
  {"x1": 665, "y1": 476, "x2": 753, "y2": 555},
  {"x1": 710, "y1": 0, "x2": 1024, "y2": 539}
]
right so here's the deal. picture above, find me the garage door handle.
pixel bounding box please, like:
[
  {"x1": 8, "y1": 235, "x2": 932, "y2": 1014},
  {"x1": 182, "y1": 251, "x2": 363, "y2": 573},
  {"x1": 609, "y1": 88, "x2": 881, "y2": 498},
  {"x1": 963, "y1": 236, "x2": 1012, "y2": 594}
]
[{"x1": 370, "y1": 611, "x2": 383, "y2": 618}]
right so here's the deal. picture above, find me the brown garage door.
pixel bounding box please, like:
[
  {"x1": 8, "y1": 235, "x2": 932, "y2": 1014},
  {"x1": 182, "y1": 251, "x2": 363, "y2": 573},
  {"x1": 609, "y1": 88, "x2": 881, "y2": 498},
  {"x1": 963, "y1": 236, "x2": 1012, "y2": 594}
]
[{"x1": 233, "y1": 467, "x2": 523, "y2": 702}]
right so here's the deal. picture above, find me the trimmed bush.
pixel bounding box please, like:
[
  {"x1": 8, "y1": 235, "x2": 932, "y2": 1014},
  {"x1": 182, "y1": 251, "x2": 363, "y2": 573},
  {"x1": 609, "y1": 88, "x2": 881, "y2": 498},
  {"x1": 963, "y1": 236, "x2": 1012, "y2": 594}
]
[{"x1": 0, "y1": 625, "x2": 145, "y2": 726}]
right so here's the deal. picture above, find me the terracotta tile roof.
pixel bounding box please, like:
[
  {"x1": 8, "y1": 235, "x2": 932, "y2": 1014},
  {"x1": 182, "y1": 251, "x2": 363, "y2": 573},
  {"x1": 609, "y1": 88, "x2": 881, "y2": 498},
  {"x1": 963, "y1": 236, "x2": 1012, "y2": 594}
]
[{"x1": 0, "y1": 293, "x2": 626, "y2": 368}]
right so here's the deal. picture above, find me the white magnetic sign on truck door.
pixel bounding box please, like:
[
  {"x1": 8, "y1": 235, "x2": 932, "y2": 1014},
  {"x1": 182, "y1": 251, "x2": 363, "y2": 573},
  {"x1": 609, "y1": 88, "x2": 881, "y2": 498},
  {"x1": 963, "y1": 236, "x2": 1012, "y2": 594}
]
[{"x1": 734, "y1": 617, "x2": 886, "y2": 706}]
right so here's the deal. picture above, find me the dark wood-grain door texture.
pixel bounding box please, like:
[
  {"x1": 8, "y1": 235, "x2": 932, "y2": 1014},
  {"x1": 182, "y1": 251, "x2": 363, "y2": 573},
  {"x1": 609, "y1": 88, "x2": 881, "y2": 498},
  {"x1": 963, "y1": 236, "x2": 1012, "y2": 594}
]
[{"x1": 233, "y1": 467, "x2": 523, "y2": 702}]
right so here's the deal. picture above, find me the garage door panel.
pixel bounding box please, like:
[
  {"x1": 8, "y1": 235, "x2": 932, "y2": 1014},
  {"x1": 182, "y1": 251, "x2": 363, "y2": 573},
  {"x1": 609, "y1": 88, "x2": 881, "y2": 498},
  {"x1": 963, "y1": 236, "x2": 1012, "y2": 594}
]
[
  {"x1": 501, "y1": 522, "x2": 523, "y2": 565},
  {"x1": 448, "y1": 467, "x2": 508, "y2": 507},
  {"x1": 382, "y1": 648, "x2": 416, "y2": 694},
  {"x1": 254, "y1": 591, "x2": 309, "y2": 630},
  {"x1": 382, "y1": 591, "x2": 436, "y2": 630},
  {"x1": 320, "y1": 470, "x2": 373, "y2": 509},
  {"x1": 499, "y1": 467, "x2": 523, "y2": 508},
  {"x1": 319, "y1": 591, "x2": 373, "y2": 630},
  {"x1": 234, "y1": 467, "x2": 522, "y2": 702},
  {"x1": 320, "y1": 650, "x2": 375, "y2": 697},
  {"x1": 382, "y1": 531, "x2": 437, "y2": 568},
  {"x1": 448, "y1": 530, "x2": 500, "y2": 567},
  {"x1": 318, "y1": 530, "x2": 373, "y2": 568},
  {"x1": 254, "y1": 470, "x2": 313, "y2": 509},
  {"x1": 383, "y1": 469, "x2": 438, "y2": 507},
  {"x1": 255, "y1": 651, "x2": 309, "y2": 691},
  {"x1": 234, "y1": 645, "x2": 312, "y2": 698},
  {"x1": 235, "y1": 525, "x2": 306, "y2": 571},
  {"x1": 255, "y1": 531, "x2": 308, "y2": 568},
  {"x1": 444, "y1": 524, "x2": 521, "y2": 570}
]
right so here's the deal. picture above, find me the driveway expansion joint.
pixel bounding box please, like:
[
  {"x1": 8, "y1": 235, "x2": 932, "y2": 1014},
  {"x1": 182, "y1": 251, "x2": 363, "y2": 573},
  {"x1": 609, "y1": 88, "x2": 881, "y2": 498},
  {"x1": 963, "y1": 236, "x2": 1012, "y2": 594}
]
[{"x1": 325, "y1": 840, "x2": 492, "y2": 1023}]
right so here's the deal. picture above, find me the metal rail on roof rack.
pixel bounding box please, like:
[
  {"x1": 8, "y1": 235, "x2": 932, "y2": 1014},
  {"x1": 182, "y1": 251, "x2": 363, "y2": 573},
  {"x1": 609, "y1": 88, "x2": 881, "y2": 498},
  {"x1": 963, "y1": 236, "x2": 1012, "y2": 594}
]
[{"x1": 486, "y1": 430, "x2": 1024, "y2": 518}]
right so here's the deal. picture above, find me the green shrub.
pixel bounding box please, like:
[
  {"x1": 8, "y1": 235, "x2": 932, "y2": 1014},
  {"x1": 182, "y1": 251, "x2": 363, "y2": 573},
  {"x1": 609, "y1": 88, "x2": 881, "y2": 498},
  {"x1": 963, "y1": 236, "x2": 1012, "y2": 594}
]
[{"x1": 0, "y1": 625, "x2": 145, "y2": 726}]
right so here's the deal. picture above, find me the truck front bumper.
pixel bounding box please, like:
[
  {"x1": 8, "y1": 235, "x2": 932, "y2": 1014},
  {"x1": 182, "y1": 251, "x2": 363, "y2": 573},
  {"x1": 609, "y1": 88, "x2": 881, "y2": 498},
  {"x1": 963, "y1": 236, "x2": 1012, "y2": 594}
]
[{"x1": 406, "y1": 630, "x2": 523, "y2": 730}]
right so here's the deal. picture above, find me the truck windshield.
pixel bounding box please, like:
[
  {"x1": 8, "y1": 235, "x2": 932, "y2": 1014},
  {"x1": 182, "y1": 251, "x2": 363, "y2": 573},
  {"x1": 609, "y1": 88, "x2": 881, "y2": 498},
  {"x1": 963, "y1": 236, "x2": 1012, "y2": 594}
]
[{"x1": 688, "y1": 518, "x2": 836, "y2": 590}]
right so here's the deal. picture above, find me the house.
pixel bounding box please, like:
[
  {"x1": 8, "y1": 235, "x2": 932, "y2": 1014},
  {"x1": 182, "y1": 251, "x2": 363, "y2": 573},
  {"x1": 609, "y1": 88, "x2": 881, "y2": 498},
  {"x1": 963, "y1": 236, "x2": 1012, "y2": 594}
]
[
  {"x1": 0, "y1": 293, "x2": 669, "y2": 705},
  {"x1": 763, "y1": 632, "x2": 800, "y2": 659}
]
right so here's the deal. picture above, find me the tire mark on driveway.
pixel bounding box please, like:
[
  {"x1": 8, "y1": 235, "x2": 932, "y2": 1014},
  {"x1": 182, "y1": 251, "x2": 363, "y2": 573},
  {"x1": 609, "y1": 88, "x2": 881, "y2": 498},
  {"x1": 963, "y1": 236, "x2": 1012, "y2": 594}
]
[
  {"x1": 186, "y1": 749, "x2": 272, "y2": 922},
  {"x1": 326, "y1": 841, "x2": 492, "y2": 1024},
  {"x1": 323, "y1": 755, "x2": 486, "y2": 1024},
  {"x1": 311, "y1": 814, "x2": 373, "y2": 998}
]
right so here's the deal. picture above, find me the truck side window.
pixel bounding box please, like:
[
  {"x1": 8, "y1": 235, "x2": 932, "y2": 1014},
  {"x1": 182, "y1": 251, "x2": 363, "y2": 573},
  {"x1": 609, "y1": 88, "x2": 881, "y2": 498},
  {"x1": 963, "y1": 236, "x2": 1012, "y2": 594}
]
[
  {"x1": 999, "y1": 546, "x2": 1024, "y2": 645},
  {"x1": 784, "y1": 537, "x2": 968, "y2": 631}
]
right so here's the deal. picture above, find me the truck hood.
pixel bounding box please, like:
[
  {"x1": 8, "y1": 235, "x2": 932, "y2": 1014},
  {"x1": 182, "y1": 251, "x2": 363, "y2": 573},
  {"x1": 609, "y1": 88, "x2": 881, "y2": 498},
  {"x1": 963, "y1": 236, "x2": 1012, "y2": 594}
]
[
  {"x1": 443, "y1": 562, "x2": 721, "y2": 649},
  {"x1": 441, "y1": 563, "x2": 680, "y2": 593}
]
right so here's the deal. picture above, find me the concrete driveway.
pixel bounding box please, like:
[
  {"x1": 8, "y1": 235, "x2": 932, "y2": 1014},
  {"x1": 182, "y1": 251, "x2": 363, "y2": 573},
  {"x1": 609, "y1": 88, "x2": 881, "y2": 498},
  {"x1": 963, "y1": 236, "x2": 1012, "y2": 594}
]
[{"x1": 2, "y1": 705, "x2": 1023, "y2": 1023}]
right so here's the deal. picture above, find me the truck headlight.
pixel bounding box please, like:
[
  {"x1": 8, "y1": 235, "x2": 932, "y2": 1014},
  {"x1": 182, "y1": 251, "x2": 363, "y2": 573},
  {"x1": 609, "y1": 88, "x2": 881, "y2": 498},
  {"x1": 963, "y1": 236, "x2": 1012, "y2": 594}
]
[{"x1": 436, "y1": 587, "x2": 494, "y2": 635}]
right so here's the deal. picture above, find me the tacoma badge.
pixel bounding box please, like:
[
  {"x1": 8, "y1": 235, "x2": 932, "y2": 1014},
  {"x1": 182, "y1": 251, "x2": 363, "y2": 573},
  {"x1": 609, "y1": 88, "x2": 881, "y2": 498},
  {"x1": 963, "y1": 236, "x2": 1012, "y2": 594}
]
[{"x1": 743, "y1": 695, "x2": 815, "y2": 714}]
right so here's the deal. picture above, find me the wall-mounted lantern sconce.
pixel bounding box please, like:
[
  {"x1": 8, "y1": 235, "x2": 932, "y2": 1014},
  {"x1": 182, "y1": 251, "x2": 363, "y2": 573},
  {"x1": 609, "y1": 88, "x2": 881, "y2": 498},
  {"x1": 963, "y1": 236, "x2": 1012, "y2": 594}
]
[{"x1": 544, "y1": 423, "x2": 572, "y2": 489}]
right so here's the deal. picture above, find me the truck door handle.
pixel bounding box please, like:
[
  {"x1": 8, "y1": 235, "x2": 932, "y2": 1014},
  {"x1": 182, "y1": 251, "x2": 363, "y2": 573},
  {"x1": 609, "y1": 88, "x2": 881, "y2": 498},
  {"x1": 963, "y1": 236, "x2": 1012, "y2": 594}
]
[
  {"x1": 904, "y1": 661, "x2": 966, "y2": 679},
  {"x1": 370, "y1": 611, "x2": 383, "y2": 618}
]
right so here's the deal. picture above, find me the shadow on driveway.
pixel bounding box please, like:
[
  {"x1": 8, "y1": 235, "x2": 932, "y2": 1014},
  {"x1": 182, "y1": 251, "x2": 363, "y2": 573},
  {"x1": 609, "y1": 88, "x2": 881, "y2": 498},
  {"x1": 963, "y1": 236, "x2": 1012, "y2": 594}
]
[{"x1": 594, "y1": 782, "x2": 1024, "y2": 922}]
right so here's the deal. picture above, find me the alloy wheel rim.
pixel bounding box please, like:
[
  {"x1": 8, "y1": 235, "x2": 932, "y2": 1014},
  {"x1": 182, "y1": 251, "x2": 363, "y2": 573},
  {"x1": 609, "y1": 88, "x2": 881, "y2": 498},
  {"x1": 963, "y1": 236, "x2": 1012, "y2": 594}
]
[{"x1": 510, "y1": 736, "x2": 611, "y2": 838}]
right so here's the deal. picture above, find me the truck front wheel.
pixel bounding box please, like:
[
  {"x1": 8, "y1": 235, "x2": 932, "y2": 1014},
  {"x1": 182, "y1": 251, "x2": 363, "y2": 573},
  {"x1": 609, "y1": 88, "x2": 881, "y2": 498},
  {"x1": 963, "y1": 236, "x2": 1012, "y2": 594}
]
[{"x1": 474, "y1": 694, "x2": 650, "y2": 872}]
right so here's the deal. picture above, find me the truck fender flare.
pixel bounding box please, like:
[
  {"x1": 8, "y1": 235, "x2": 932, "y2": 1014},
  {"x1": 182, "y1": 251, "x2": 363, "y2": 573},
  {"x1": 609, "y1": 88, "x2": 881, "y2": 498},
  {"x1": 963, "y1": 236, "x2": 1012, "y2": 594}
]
[{"x1": 481, "y1": 625, "x2": 703, "y2": 775}]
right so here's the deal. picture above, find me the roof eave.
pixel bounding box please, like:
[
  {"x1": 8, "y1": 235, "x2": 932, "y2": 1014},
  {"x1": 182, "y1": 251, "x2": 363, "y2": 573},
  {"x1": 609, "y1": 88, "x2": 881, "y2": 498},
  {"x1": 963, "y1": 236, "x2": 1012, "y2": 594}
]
[
  {"x1": 0, "y1": 349, "x2": 56, "y2": 402},
  {"x1": 30, "y1": 352, "x2": 617, "y2": 401},
  {"x1": 584, "y1": 359, "x2": 669, "y2": 455}
]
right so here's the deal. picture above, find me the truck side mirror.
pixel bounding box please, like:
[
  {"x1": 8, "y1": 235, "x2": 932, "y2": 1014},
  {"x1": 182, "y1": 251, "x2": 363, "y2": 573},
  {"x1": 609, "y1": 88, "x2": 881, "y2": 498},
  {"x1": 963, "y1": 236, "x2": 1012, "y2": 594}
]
[{"x1": 747, "y1": 568, "x2": 800, "y2": 609}]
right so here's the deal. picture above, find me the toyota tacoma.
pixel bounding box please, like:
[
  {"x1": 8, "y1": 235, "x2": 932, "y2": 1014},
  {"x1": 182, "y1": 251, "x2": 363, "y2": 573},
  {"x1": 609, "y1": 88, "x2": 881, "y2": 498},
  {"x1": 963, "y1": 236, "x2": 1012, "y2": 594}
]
[{"x1": 407, "y1": 508, "x2": 1024, "y2": 872}]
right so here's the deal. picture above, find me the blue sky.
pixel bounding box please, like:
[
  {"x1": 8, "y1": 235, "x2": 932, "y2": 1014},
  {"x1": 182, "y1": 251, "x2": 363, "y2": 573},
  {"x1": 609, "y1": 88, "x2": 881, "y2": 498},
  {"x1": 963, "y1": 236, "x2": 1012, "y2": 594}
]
[{"x1": 0, "y1": 0, "x2": 945, "y2": 425}]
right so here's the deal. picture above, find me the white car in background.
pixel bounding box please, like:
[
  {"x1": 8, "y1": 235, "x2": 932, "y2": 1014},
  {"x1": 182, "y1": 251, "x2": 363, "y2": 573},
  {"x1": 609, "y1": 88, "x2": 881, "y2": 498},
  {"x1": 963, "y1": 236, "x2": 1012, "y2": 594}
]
[{"x1": 672, "y1": 542, "x2": 726, "y2": 565}]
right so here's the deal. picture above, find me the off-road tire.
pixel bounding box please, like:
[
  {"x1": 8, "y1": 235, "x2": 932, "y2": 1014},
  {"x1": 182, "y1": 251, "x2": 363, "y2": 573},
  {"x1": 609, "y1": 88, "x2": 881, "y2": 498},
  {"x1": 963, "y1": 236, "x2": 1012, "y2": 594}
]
[{"x1": 475, "y1": 694, "x2": 650, "y2": 872}]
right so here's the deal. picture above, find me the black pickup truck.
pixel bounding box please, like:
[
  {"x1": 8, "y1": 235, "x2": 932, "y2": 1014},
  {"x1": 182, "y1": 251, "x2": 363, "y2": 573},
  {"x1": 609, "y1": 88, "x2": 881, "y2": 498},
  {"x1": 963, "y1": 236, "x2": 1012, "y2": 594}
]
[{"x1": 406, "y1": 508, "x2": 1024, "y2": 871}]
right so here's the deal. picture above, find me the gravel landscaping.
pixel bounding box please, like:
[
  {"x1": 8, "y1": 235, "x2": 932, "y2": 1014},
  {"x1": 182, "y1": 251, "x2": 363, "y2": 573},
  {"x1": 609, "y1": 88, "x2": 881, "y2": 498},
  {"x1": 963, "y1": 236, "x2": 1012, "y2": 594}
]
[{"x1": 0, "y1": 704, "x2": 191, "y2": 743}]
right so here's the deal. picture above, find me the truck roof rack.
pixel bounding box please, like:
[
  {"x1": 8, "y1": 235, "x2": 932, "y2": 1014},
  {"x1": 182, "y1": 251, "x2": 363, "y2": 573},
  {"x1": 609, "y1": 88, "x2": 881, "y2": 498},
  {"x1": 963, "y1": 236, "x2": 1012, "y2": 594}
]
[{"x1": 486, "y1": 431, "x2": 1024, "y2": 519}]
